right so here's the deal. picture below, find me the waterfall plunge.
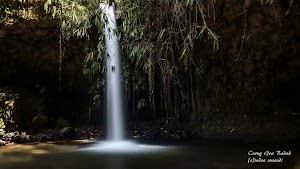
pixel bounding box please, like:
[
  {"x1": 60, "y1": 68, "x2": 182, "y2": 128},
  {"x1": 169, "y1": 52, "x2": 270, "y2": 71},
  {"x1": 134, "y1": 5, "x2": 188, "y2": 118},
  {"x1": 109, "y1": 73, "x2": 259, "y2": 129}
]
[{"x1": 101, "y1": 4, "x2": 124, "y2": 141}]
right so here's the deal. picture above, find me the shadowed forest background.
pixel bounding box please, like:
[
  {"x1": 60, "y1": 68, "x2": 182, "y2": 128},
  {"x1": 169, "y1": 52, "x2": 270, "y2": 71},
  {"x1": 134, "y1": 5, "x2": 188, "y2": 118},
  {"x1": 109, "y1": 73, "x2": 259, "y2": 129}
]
[{"x1": 0, "y1": 0, "x2": 299, "y2": 143}]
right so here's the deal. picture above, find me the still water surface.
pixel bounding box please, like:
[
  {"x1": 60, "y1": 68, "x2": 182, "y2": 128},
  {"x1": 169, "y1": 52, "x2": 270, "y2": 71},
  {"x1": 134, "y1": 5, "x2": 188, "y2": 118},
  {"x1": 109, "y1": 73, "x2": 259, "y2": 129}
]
[{"x1": 0, "y1": 139, "x2": 299, "y2": 169}]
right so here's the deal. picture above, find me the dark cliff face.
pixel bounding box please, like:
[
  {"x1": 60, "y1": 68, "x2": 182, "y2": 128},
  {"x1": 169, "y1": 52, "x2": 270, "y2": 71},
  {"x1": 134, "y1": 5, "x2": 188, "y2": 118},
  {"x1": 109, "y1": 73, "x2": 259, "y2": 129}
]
[
  {"x1": 0, "y1": 21, "x2": 58, "y2": 87},
  {"x1": 191, "y1": 0, "x2": 300, "y2": 140},
  {"x1": 0, "y1": 19, "x2": 90, "y2": 125}
]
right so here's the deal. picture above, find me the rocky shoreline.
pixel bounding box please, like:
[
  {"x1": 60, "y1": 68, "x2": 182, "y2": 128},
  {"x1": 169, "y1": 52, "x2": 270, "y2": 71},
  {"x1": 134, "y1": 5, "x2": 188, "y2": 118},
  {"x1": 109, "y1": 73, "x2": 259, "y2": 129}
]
[
  {"x1": 0, "y1": 124, "x2": 193, "y2": 146},
  {"x1": 1, "y1": 120, "x2": 299, "y2": 146}
]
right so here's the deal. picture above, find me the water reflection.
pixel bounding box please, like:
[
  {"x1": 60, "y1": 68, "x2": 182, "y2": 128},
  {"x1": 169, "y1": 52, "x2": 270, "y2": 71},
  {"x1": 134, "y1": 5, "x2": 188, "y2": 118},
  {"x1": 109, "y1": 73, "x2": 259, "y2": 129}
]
[{"x1": 107, "y1": 156, "x2": 123, "y2": 169}]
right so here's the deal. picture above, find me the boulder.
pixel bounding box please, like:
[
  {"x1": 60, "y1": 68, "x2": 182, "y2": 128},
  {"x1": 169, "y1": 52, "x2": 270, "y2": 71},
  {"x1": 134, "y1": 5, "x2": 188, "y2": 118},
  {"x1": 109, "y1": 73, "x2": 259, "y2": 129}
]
[
  {"x1": 60, "y1": 127, "x2": 76, "y2": 138},
  {"x1": 32, "y1": 114, "x2": 48, "y2": 128}
]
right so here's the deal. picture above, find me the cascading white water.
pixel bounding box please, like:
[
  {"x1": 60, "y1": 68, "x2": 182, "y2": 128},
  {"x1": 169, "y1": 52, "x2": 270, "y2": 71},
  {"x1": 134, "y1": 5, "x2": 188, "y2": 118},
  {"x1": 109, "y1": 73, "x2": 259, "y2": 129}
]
[{"x1": 101, "y1": 4, "x2": 124, "y2": 141}]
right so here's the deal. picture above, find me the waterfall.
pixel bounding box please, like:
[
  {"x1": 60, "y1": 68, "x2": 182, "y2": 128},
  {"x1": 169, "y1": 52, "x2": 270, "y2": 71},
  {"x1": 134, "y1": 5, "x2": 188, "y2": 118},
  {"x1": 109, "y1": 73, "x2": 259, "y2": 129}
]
[
  {"x1": 100, "y1": 4, "x2": 124, "y2": 141},
  {"x1": 80, "y1": 3, "x2": 175, "y2": 154}
]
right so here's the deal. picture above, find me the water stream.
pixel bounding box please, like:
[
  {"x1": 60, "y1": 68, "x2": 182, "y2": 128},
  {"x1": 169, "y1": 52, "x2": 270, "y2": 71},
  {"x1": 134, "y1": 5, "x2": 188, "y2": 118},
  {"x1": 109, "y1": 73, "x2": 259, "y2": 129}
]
[
  {"x1": 82, "y1": 3, "x2": 175, "y2": 153},
  {"x1": 101, "y1": 3, "x2": 124, "y2": 142}
]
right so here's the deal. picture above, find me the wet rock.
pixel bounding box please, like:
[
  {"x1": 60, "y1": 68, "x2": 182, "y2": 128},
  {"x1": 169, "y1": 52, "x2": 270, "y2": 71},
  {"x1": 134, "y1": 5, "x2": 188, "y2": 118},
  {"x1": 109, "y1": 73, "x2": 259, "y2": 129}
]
[
  {"x1": 66, "y1": 128, "x2": 76, "y2": 138},
  {"x1": 169, "y1": 134, "x2": 181, "y2": 139},
  {"x1": 0, "y1": 139, "x2": 7, "y2": 146},
  {"x1": 33, "y1": 133, "x2": 47, "y2": 141},
  {"x1": 1, "y1": 131, "x2": 31, "y2": 143},
  {"x1": 15, "y1": 132, "x2": 31, "y2": 143},
  {"x1": 140, "y1": 129, "x2": 152, "y2": 139},
  {"x1": 13, "y1": 131, "x2": 20, "y2": 137},
  {"x1": 131, "y1": 130, "x2": 141, "y2": 139},
  {"x1": 60, "y1": 127, "x2": 76, "y2": 138},
  {"x1": 2, "y1": 132, "x2": 15, "y2": 141}
]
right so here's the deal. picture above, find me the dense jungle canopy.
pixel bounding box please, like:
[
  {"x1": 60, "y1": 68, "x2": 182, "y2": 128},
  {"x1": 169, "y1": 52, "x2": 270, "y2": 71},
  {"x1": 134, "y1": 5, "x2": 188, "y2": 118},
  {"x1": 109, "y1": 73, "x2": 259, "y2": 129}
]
[{"x1": 0, "y1": 0, "x2": 299, "y2": 142}]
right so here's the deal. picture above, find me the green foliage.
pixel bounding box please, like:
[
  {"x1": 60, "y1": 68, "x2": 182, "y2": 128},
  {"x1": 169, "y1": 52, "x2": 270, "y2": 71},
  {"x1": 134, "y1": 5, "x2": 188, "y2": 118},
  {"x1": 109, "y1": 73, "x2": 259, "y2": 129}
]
[
  {"x1": 0, "y1": 0, "x2": 20, "y2": 24},
  {"x1": 137, "y1": 98, "x2": 147, "y2": 110},
  {"x1": 0, "y1": 118, "x2": 5, "y2": 131},
  {"x1": 43, "y1": 0, "x2": 219, "y2": 113},
  {"x1": 0, "y1": 0, "x2": 45, "y2": 25},
  {"x1": 0, "y1": 90, "x2": 19, "y2": 132},
  {"x1": 119, "y1": 0, "x2": 219, "y2": 108},
  {"x1": 0, "y1": 129, "x2": 4, "y2": 136},
  {"x1": 0, "y1": 2, "x2": 11, "y2": 24},
  {"x1": 45, "y1": 1, "x2": 107, "y2": 108},
  {"x1": 44, "y1": 1, "x2": 218, "y2": 68},
  {"x1": 286, "y1": 0, "x2": 295, "y2": 15},
  {"x1": 45, "y1": 0, "x2": 93, "y2": 40},
  {"x1": 259, "y1": 0, "x2": 273, "y2": 5}
]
